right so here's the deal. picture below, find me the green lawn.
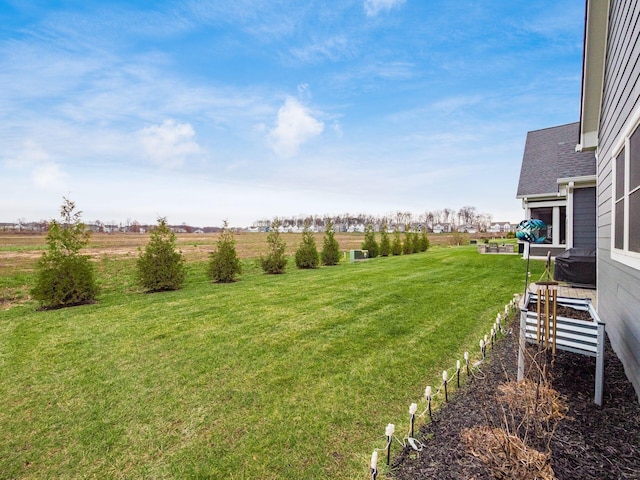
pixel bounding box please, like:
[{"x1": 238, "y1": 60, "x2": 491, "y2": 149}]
[{"x1": 0, "y1": 247, "x2": 542, "y2": 479}]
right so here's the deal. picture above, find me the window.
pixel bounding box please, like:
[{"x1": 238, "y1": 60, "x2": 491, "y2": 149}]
[
  {"x1": 559, "y1": 206, "x2": 567, "y2": 245},
  {"x1": 615, "y1": 148, "x2": 625, "y2": 250},
  {"x1": 530, "y1": 207, "x2": 552, "y2": 243},
  {"x1": 529, "y1": 206, "x2": 566, "y2": 245},
  {"x1": 612, "y1": 120, "x2": 640, "y2": 268}
]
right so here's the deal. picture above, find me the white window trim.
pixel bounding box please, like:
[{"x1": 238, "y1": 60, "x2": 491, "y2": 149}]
[
  {"x1": 611, "y1": 103, "x2": 640, "y2": 270},
  {"x1": 526, "y1": 204, "x2": 567, "y2": 249}
]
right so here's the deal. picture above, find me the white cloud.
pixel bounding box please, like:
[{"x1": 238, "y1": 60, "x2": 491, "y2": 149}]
[
  {"x1": 364, "y1": 0, "x2": 405, "y2": 17},
  {"x1": 138, "y1": 120, "x2": 201, "y2": 168},
  {"x1": 5, "y1": 140, "x2": 68, "y2": 191},
  {"x1": 289, "y1": 35, "x2": 353, "y2": 64},
  {"x1": 32, "y1": 162, "x2": 67, "y2": 190},
  {"x1": 332, "y1": 121, "x2": 344, "y2": 138},
  {"x1": 267, "y1": 98, "x2": 324, "y2": 158}
]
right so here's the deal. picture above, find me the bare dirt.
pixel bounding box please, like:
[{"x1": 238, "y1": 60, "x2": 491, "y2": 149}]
[{"x1": 391, "y1": 313, "x2": 640, "y2": 480}]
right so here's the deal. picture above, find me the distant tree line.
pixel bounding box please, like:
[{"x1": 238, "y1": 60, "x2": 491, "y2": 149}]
[
  {"x1": 253, "y1": 206, "x2": 494, "y2": 232},
  {"x1": 6, "y1": 205, "x2": 497, "y2": 234}
]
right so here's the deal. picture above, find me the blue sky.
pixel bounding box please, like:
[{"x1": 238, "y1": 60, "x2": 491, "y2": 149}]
[{"x1": 1, "y1": 0, "x2": 586, "y2": 227}]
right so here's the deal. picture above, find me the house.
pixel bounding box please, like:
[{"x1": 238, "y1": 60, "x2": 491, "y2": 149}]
[
  {"x1": 578, "y1": 0, "x2": 640, "y2": 400},
  {"x1": 432, "y1": 223, "x2": 452, "y2": 234},
  {"x1": 488, "y1": 222, "x2": 516, "y2": 234},
  {"x1": 516, "y1": 122, "x2": 597, "y2": 258}
]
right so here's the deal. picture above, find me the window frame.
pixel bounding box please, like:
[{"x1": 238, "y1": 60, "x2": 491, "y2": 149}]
[{"x1": 611, "y1": 106, "x2": 640, "y2": 270}]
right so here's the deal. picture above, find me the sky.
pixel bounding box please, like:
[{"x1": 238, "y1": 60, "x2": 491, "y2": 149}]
[{"x1": 0, "y1": 0, "x2": 587, "y2": 228}]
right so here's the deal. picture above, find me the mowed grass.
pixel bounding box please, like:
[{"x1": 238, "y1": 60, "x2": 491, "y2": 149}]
[{"x1": 0, "y1": 246, "x2": 542, "y2": 479}]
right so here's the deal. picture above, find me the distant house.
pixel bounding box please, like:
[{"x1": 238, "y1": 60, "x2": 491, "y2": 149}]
[
  {"x1": 488, "y1": 222, "x2": 516, "y2": 234},
  {"x1": 347, "y1": 224, "x2": 365, "y2": 233},
  {"x1": 578, "y1": 0, "x2": 640, "y2": 400},
  {"x1": 516, "y1": 122, "x2": 597, "y2": 258},
  {"x1": 459, "y1": 224, "x2": 477, "y2": 234},
  {"x1": 432, "y1": 223, "x2": 452, "y2": 234}
]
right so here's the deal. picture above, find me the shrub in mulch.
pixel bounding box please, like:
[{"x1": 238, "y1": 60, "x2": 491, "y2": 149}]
[
  {"x1": 460, "y1": 377, "x2": 568, "y2": 479},
  {"x1": 461, "y1": 426, "x2": 555, "y2": 480},
  {"x1": 391, "y1": 314, "x2": 640, "y2": 480}
]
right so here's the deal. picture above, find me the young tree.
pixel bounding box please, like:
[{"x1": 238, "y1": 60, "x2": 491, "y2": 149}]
[
  {"x1": 136, "y1": 218, "x2": 186, "y2": 292},
  {"x1": 295, "y1": 221, "x2": 319, "y2": 269},
  {"x1": 411, "y1": 228, "x2": 421, "y2": 253},
  {"x1": 403, "y1": 226, "x2": 413, "y2": 254},
  {"x1": 391, "y1": 226, "x2": 403, "y2": 255},
  {"x1": 321, "y1": 220, "x2": 341, "y2": 266},
  {"x1": 31, "y1": 197, "x2": 99, "y2": 309},
  {"x1": 260, "y1": 219, "x2": 287, "y2": 274},
  {"x1": 362, "y1": 224, "x2": 379, "y2": 258},
  {"x1": 419, "y1": 228, "x2": 430, "y2": 252},
  {"x1": 379, "y1": 223, "x2": 391, "y2": 257},
  {"x1": 208, "y1": 220, "x2": 242, "y2": 282}
]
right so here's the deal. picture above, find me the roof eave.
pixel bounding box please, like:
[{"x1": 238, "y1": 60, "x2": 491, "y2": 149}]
[{"x1": 578, "y1": 0, "x2": 610, "y2": 152}]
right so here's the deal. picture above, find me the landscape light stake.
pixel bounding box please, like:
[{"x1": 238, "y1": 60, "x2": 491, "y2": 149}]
[
  {"x1": 456, "y1": 360, "x2": 461, "y2": 388},
  {"x1": 385, "y1": 424, "x2": 395, "y2": 466},
  {"x1": 480, "y1": 339, "x2": 486, "y2": 359},
  {"x1": 442, "y1": 370, "x2": 449, "y2": 402},
  {"x1": 370, "y1": 451, "x2": 378, "y2": 480},
  {"x1": 425, "y1": 386, "x2": 433, "y2": 420},
  {"x1": 464, "y1": 352, "x2": 470, "y2": 375},
  {"x1": 409, "y1": 403, "x2": 417, "y2": 438},
  {"x1": 490, "y1": 328, "x2": 495, "y2": 348}
]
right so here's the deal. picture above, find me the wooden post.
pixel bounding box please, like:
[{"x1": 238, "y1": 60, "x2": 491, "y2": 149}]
[
  {"x1": 536, "y1": 289, "x2": 542, "y2": 343},
  {"x1": 551, "y1": 286, "x2": 558, "y2": 354},
  {"x1": 535, "y1": 281, "x2": 558, "y2": 351},
  {"x1": 517, "y1": 309, "x2": 526, "y2": 382}
]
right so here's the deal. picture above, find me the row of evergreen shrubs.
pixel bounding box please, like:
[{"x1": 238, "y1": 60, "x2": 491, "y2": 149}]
[
  {"x1": 362, "y1": 223, "x2": 430, "y2": 258},
  {"x1": 30, "y1": 199, "x2": 429, "y2": 310},
  {"x1": 30, "y1": 201, "x2": 342, "y2": 309}
]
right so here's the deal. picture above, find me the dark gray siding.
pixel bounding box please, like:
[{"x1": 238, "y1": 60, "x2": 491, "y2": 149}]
[
  {"x1": 573, "y1": 187, "x2": 597, "y2": 249},
  {"x1": 597, "y1": 0, "x2": 640, "y2": 399}
]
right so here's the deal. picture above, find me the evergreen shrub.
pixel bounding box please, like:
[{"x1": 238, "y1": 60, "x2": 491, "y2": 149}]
[
  {"x1": 362, "y1": 225, "x2": 379, "y2": 258},
  {"x1": 261, "y1": 220, "x2": 287, "y2": 274},
  {"x1": 295, "y1": 222, "x2": 319, "y2": 269},
  {"x1": 208, "y1": 221, "x2": 242, "y2": 282},
  {"x1": 136, "y1": 218, "x2": 186, "y2": 292},
  {"x1": 321, "y1": 220, "x2": 341, "y2": 266},
  {"x1": 31, "y1": 197, "x2": 98, "y2": 309}
]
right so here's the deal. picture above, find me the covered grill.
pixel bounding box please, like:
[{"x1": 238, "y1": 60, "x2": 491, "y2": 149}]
[{"x1": 553, "y1": 248, "x2": 596, "y2": 288}]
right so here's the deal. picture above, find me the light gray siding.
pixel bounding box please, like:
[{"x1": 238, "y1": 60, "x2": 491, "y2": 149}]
[
  {"x1": 597, "y1": 0, "x2": 640, "y2": 399},
  {"x1": 573, "y1": 187, "x2": 597, "y2": 249}
]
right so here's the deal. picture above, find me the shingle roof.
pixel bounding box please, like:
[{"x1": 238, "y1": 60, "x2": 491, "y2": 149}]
[{"x1": 516, "y1": 122, "x2": 596, "y2": 197}]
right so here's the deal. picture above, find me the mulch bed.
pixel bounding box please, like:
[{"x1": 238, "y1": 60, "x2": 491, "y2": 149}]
[{"x1": 391, "y1": 312, "x2": 640, "y2": 480}]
